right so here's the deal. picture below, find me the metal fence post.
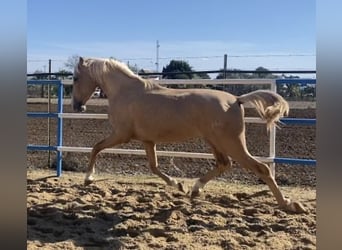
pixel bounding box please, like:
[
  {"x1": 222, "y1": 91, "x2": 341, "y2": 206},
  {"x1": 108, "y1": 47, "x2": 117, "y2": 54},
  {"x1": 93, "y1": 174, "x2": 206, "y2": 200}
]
[{"x1": 56, "y1": 80, "x2": 63, "y2": 176}]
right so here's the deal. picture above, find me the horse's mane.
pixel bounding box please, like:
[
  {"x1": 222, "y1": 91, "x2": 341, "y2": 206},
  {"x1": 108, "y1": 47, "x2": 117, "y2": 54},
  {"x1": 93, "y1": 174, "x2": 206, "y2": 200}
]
[
  {"x1": 81, "y1": 57, "x2": 141, "y2": 81},
  {"x1": 105, "y1": 58, "x2": 141, "y2": 79},
  {"x1": 80, "y1": 57, "x2": 158, "y2": 90}
]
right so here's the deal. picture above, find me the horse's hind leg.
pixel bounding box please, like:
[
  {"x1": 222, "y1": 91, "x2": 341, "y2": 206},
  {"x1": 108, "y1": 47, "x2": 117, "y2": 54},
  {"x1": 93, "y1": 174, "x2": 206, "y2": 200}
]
[
  {"x1": 234, "y1": 150, "x2": 306, "y2": 213},
  {"x1": 84, "y1": 132, "x2": 128, "y2": 185},
  {"x1": 144, "y1": 141, "x2": 186, "y2": 192},
  {"x1": 191, "y1": 147, "x2": 232, "y2": 198}
]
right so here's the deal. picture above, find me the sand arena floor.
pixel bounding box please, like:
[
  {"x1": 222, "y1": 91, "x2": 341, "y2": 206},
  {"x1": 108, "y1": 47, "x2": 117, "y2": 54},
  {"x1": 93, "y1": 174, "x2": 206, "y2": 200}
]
[{"x1": 27, "y1": 100, "x2": 316, "y2": 249}]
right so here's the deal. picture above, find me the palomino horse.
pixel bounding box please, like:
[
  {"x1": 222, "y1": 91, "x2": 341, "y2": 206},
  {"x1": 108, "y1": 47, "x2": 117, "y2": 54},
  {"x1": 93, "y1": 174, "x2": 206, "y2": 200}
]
[{"x1": 72, "y1": 57, "x2": 305, "y2": 213}]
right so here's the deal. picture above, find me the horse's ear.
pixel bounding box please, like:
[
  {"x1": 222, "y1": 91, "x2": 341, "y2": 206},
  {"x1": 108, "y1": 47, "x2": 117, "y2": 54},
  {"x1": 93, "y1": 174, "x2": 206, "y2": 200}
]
[{"x1": 79, "y1": 56, "x2": 84, "y2": 63}]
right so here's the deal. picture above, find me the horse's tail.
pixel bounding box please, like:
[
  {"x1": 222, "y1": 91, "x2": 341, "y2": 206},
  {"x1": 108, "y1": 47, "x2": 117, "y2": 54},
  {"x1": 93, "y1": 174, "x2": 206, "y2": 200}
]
[{"x1": 237, "y1": 90, "x2": 289, "y2": 130}]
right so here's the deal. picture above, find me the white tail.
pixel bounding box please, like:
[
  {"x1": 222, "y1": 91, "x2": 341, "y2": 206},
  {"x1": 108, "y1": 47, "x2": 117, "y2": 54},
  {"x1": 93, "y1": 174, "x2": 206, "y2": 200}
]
[{"x1": 237, "y1": 90, "x2": 289, "y2": 130}]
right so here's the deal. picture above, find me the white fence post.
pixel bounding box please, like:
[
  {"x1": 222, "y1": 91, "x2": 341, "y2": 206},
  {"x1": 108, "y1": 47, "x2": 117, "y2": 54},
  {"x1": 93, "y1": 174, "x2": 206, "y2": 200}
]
[{"x1": 269, "y1": 80, "x2": 277, "y2": 177}]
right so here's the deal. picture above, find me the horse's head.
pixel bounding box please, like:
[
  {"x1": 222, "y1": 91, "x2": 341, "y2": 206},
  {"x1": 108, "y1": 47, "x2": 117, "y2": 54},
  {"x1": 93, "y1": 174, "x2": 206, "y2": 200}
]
[{"x1": 71, "y1": 57, "x2": 97, "y2": 112}]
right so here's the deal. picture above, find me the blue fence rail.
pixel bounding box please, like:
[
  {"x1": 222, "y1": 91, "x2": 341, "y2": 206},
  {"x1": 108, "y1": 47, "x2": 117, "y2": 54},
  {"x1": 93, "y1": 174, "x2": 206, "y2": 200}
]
[
  {"x1": 27, "y1": 78, "x2": 316, "y2": 176},
  {"x1": 274, "y1": 78, "x2": 316, "y2": 165},
  {"x1": 280, "y1": 118, "x2": 316, "y2": 125}
]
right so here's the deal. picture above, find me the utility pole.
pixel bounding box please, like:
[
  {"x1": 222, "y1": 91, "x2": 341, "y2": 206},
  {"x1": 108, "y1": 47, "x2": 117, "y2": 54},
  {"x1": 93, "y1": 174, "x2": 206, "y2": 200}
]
[
  {"x1": 156, "y1": 40, "x2": 160, "y2": 73},
  {"x1": 222, "y1": 54, "x2": 228, "y2": 91},
  {"x1": 40, "y1": 64, "x2": 47, "y2": 97}
]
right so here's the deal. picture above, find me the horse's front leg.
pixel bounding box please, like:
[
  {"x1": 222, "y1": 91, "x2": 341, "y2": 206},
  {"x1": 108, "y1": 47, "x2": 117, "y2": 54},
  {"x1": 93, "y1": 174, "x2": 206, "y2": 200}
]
[
  {"x1": 144, "y1": 141, "x2": 186, "y2": 193},
  {"x1": 84, "y1": 132, "x2": 128, "y2": 185}
]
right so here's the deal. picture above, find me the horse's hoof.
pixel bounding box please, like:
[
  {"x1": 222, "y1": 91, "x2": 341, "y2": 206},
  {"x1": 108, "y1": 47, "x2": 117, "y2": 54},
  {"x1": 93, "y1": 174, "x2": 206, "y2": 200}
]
[
  {"x1": 190, "y1": 189, "x2": 201, "y2": 199},
  {"x1": 283, "y1": 200, "x2": 306, "y2": 213},
  {"x1": 84, "y1": 179, "x2": 94, "y2": 186},
  {"x1": 290, "y1": 201, "x2": 306, "y2": 213}
]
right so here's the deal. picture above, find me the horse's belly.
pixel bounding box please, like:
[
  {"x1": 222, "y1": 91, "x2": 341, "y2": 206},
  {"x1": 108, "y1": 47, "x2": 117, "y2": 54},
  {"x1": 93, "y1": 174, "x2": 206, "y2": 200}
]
[{"x1": 134, "y1": 123, "x2": 201, "y2": 142}]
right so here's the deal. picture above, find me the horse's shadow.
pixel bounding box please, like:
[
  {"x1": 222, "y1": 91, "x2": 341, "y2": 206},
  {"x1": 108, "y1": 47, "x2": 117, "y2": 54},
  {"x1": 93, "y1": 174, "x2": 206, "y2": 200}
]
[{"x1": 27, "y1": 202, "x2": 124, "y2": 249}]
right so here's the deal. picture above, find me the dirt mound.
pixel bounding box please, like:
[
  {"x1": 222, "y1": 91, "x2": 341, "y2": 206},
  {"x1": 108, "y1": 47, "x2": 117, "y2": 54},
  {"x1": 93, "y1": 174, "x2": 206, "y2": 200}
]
[{"x1": 27, "y1": 170, "x2": 316, "y2": 249}]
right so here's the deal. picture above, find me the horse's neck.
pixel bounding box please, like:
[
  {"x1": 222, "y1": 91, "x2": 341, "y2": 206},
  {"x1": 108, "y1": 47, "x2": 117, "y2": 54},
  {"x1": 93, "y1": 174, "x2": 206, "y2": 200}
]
[{"x1": 100, "y1": 73, "x2": 152, "y2": 97}]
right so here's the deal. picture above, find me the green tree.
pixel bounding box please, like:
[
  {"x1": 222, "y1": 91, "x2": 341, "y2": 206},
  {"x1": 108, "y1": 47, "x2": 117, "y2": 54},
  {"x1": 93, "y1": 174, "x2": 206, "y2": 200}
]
[
  {"x1": 162, "y1": 60, "x2": 194, "y2": 79},
  {"x1": 281, "y1": 75, "x2": 301, "y2": 100},
  {"x1": 195, "y1": 72, "x2": 211, "y2": 79},
  {"x1": 253, "y1": 66, "x2": 277, "y2": 79},
  {"x1": 216, "y1": 68, "x2": 251, "y2": 79},
  {"x1": 162, "y1": 60, "x2": 211, "y2": 88},
  {"x1": 215, "y1": 68, "x2": 248, "y2": 94},
  {"x1": 215, "y1": 67, "x2": 272, "y2": 95}
]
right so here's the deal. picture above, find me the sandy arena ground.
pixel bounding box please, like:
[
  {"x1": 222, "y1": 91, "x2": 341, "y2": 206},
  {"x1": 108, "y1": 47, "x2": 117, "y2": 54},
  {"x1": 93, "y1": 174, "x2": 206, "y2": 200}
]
[
  {"x1": 27, "y1": 170, "x2": 315, "y2": 249},
  {"x1": 27, "y1": 100, "x2": 316, "y2": 249}
]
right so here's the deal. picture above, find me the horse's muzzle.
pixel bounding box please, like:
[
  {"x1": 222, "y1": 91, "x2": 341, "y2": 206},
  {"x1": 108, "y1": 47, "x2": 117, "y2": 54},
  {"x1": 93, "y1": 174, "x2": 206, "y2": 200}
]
[{"x1": 72, "y1": 100, "x2": 87, "y2": 112}]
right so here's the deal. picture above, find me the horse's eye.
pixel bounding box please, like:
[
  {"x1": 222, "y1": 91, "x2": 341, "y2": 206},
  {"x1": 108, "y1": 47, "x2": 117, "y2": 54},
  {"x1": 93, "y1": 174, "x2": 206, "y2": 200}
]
[{"x1": 73, "y1": 76, "x2": 78, "y2": 82}]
